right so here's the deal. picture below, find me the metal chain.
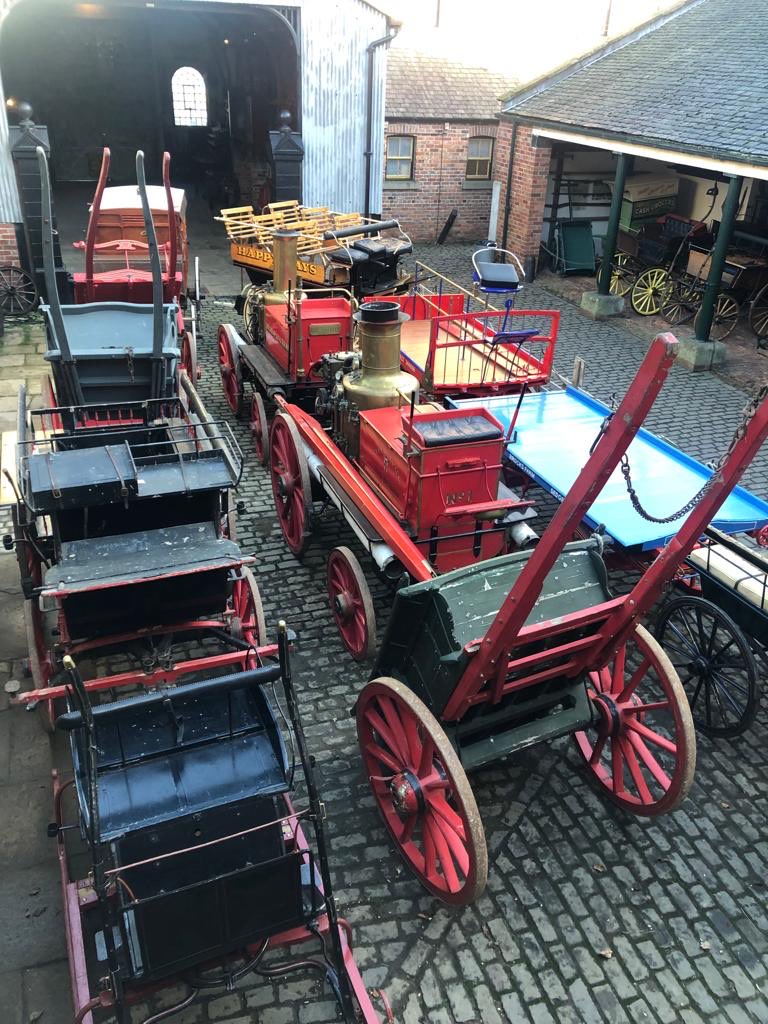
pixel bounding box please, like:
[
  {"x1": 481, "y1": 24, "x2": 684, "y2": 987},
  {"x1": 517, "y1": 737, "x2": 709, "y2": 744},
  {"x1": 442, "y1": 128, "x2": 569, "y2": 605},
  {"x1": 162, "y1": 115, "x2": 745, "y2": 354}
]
[{"x1": 621, "y1": 381, "x2": 768, "y2": 524}]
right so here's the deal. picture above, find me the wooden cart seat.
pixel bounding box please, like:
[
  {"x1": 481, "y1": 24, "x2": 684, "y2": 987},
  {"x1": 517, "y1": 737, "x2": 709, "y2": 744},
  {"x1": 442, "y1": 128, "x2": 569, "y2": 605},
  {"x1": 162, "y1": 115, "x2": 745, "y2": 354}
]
[
  {"x1": 42, "y1": 521, "x2": 244, "y2": 596},
  {"x1": 63, "y1": 671, "x2": 288, "y2": 840},
  {"x1": 376, "y1": 539, "x2": 611, "y2": 717},
  {"x1": 325, "y1": 247, "x2": 369, "y2": 265},
  {"x1": 352, "y1": 237, "x2": 413, "y2": 257},
  {"x1": 43, "y1": 302, "x2": 179, "y2": 359},
  {"x1": 26, "y1": 442, "x2": 138, "y2": 512},
  {"x1": 688, "y1": 543, "x2": 768, "y2": 611}
]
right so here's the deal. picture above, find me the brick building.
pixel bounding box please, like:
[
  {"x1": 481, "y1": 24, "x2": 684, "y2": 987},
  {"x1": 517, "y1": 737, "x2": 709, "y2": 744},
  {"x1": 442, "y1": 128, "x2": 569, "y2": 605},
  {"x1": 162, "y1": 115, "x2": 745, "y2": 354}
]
[{"x1": 382, "y1": 50, "x2": 515, "y2": 243}]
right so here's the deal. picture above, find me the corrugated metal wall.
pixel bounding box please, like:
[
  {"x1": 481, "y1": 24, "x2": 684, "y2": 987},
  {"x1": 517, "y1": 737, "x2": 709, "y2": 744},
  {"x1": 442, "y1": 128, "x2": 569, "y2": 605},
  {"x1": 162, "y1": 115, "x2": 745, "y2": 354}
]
[
  {"x1": 301, "y1": 0, "x2": 388, "y2": 214},
  {"x1": 0, "y1": 0, "x2": 388, "y2": 224},
  {"x1": 0, "y1": 27, "x2": 21, "y2": 222}
]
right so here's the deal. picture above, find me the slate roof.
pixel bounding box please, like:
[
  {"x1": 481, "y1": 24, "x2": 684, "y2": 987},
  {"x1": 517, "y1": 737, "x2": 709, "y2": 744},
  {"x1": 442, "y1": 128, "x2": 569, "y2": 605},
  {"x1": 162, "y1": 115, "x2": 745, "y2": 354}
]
[
  {"x1": 386, "y1": 49, "x2": 516, "y2": 121},
  {"x1": 502, "y1": 0, "x2": 768, "y2": 168}
]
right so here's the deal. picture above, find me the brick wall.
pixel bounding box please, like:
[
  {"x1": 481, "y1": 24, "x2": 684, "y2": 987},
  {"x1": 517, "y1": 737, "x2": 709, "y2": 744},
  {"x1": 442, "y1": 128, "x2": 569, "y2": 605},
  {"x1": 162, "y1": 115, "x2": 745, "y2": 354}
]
[
  {"x1": 381, "y1": 120, "x2": 498, "y2": 243},
  {"x1": 493, "y1": 121, "x2": 552, "y2": 266},
  {"x1": 0, "y1": 223, "x2": 19, "y2": 263}
]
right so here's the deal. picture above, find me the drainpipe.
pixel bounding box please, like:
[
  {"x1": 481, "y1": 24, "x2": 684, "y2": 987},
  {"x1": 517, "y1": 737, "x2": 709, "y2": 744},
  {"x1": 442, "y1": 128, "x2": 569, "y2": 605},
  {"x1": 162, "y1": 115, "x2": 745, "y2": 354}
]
[
  {"x1": 364, "y1": 24, "x2": 399, "y2": 218},
  {"x1": 695, "y1": 174, "x2": 743, "y2": 342},
  {"x1": 500, "y1": 119, "x2": 518, "y2": 249}
]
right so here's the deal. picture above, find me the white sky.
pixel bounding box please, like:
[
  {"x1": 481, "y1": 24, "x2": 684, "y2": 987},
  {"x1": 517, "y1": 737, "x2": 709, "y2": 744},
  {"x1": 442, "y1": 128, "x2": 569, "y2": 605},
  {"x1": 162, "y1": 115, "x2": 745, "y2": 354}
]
[{"x1": 387, "y1": 0, "x2": 683, "y2": 82}]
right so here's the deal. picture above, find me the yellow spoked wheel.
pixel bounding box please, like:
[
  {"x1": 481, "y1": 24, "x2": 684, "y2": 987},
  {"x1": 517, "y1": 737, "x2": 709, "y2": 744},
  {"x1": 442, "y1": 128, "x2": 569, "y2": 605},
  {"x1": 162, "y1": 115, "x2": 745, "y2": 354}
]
[{"x1": 630, "y1": 267, "x2": 673, "y2": 316}]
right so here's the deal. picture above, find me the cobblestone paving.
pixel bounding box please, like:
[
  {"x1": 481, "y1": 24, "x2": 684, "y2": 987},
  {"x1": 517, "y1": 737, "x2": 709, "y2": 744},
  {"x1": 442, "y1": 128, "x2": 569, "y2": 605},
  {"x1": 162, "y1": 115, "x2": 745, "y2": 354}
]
[
  {"x1": 179, "y1": 255, "x2": 768, "y2": 1024},
  {"x1": 5, "y1": 247, "x2": 765, "y2": 1024}
]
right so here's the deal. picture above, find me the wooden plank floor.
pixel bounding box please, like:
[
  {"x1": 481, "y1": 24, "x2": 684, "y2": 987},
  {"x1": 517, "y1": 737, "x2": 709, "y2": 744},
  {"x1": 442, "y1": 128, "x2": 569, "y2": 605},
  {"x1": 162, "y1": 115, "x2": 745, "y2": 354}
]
[{"x1": 400, "y1": 321, "x2": 540, "y2": 388}]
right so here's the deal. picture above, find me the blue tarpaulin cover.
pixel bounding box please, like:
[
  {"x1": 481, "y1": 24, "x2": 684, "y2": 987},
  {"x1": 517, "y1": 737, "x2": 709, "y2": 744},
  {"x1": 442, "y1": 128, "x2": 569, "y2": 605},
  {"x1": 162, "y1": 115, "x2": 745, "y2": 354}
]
[{"x1": 449, "y1": 387, "x2": 768, "y2": 551}]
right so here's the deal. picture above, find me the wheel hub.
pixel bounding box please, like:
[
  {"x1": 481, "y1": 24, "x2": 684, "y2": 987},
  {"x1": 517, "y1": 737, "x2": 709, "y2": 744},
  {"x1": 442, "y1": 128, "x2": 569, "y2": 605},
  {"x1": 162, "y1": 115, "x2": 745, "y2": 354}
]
[
  {"x1": 333, "y1": 591, "x2": 353, "y2": 622},
  {"x1": 691, "y1": 655, "x2": 709, "y2": 675},
  {"x1": 389, "y1": 770, "x2": 423, "y2": 816},
  {"x1": 592, "y1": 693, "x2": 623, "y2": 738},
  {"x1": 277, "y1": 473, "x2": 293, "y2": 500}
]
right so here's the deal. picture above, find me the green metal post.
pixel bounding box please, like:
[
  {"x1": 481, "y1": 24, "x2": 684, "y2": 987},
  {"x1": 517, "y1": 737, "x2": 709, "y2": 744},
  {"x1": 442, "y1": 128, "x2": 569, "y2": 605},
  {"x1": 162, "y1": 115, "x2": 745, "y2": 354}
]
[
  {"x1": 597, "y1": 152, "x2": 628, "y2": 296},
  {"x1": 695, "y1": 174, "x2": 743, "y2": 342}
]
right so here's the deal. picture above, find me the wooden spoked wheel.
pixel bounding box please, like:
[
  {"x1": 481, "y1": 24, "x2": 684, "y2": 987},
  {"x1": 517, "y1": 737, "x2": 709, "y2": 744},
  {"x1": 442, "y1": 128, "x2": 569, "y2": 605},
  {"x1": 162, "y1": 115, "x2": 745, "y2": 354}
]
[
  {"x1": 250, "y1": 392, "x2": 269, "y2": 465},
  {"x1": 229, "y1": 566, "x2": 267, "y2": 648},
  {"x1": 630, "y1": 267, "x2": 673, "y2": 316},
  {"x1": 357, "y1": 677, "x2": 487, "y2": 905},
  {"x1": 180, "y1": 330, "x2": 199, "y2": 382},
  {"x1": 242, "y1": 286, "x2": 261, "y2": 343},
  {"x1": 655, "y1": 596, "x2": 758, "y2": 737},
  {"x1": 661, "y1": 279, "x2": 698, "y2": 326},
  {"x1": 269, "y1": 413, "x2": 313, "y2": 557},
  {"x1": 0, "y1": 265, "x2": 38, "y2": 314},
  {"x1": 327, "y1": 546, "x2": 376, "y2": 660},
  {"x1": 597, "y1": 251, "x2": 634, "y2": 297},
  {"x1": 217, "y1": 324, "x2": 244, "y2": 415},
  {"x1": 748, "y1": 283, "x2": 768, "y2": 342},
  {"x1": 574, "y1": 625, "x2": 696, "y2": 815},
  {"x1": 695, "y1": 291, "x2": 740, "y2": 342}
]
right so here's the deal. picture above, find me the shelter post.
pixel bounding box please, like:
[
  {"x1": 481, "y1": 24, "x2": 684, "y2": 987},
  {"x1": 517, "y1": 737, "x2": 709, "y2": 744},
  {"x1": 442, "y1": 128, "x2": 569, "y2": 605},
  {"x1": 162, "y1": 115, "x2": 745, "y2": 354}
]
[
  {"x1": 695, "y1": 174, "x2": 743, "y2": 342},
  {"x1": 597, "y1": 152, "x2": 628, "y2": 295}
]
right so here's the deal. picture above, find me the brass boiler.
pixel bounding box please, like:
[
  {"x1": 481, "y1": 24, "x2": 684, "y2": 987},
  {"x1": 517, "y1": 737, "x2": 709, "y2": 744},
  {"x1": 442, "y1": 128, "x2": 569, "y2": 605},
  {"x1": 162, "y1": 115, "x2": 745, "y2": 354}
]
[{"x1": 340, "y1": 300, "x2": 418, "y2": 456}]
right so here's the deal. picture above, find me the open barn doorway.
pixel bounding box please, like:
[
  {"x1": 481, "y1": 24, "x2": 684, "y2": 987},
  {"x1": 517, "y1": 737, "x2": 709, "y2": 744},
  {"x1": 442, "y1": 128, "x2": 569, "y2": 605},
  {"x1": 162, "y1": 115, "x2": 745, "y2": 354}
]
[{"x1": 1, "y1": 0, "x2": 299, "y2": 291}]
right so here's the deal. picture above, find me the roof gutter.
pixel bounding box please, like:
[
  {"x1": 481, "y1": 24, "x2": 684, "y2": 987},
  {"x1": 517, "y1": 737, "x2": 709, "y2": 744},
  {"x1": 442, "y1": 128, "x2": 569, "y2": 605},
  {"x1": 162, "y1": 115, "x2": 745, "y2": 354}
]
[
  {"x1": 364, "y1": 24, "x2": 399, "y2": 217},
  {"x1": 530, "y1": 124, "x2": 768, "y2": 182}
]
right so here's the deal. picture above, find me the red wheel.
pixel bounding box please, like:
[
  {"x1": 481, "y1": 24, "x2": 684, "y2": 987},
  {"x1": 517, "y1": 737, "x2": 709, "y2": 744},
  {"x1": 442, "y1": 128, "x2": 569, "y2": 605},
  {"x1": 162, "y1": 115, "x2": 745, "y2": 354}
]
[
  {"x1": 229, "y1": 567, "x2": 267, "y2": 647},
  {"x1": 357, "y1": 677, "x2": 487, "y2": 905},
  {"x1": 180, "y1": 330, "x2": 199, "y2": 382},
  {"x1": 574, "y1": 624, "x2": 696, "y2": 815},
  {"x1": 269, "y1": 413, "x2": 312, "y2": 557},
  {"x1": 327, "y1": 546, "x2": 376, "y2": 660},
  {"x1": 250, "y1": 392, "x2": 269, "y2": 465},
  {"x1": 217, "y1": 324, "x2": 243, "y2": 415}
]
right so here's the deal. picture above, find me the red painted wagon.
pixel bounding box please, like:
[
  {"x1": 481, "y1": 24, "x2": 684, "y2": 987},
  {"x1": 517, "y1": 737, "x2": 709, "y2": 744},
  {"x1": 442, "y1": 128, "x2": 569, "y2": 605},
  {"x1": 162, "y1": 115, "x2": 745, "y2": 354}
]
[
  {"x1": 268, "y1": 302, "x2": 768, "y2": 903},
  {"x1": 71, "y1": 146, "x2": 200, "y2": 381}
]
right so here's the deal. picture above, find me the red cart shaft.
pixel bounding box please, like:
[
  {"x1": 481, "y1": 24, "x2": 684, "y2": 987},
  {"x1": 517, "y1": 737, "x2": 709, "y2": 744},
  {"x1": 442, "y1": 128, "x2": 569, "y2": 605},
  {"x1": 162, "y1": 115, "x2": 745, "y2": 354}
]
[
  {"x1": 442, "y1": 333, "x2": 679, "y2": 720},
  {"x1": 274, "y1": 395, "x2": 435, "y2": 582}
]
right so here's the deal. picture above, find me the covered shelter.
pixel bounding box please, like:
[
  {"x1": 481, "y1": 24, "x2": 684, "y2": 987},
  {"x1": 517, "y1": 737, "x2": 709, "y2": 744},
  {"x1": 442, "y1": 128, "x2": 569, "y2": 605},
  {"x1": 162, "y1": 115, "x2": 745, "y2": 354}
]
[{"x1": 495, "y1": 0, "x2": 768, "y2": 368}]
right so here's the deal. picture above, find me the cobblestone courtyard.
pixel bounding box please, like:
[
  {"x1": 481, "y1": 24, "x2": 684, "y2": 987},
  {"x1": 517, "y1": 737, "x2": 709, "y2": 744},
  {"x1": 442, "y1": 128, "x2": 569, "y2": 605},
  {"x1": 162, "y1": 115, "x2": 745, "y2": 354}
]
[{"x1": 1, "y1": 245, "x2": 766, "y2": 1024}]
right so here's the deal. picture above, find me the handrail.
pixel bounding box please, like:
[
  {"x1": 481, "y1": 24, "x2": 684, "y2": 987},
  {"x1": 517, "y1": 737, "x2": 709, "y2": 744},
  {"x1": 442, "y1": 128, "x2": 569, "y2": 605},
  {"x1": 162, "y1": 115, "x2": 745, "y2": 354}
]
[
  {"x1": 162, "y1": 150, "x2": 178, "y2": 287},
  {"x1": 135, "y1": 150, "x2": 165, "y2": 399},
  {"x1": 84, "y1": 147, "x2": 110, "y2": 287}
]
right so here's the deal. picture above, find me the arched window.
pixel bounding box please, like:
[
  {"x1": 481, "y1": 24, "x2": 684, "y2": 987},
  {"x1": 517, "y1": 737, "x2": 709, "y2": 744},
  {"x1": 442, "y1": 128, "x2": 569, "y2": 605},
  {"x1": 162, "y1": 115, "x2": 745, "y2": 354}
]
[{"x1": 171, "y1": 67, "x2": 207, "y2": 127}]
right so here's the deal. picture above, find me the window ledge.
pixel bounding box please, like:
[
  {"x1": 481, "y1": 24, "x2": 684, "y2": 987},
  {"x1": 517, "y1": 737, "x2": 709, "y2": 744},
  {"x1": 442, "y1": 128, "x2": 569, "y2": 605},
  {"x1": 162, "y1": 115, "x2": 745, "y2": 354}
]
[
  {"x1": 384, "y1": 179, "x2": 420, "y2": 191},
  {"x1": 462, "y1": 180, "x2": 493, "y2": 191}
]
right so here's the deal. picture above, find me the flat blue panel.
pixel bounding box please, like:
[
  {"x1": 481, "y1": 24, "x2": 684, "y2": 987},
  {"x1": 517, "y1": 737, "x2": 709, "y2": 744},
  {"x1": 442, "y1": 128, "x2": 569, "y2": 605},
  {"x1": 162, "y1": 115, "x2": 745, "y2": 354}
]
[{"x1": 450, "y1": 388, "x2": 768, "y2": 551}]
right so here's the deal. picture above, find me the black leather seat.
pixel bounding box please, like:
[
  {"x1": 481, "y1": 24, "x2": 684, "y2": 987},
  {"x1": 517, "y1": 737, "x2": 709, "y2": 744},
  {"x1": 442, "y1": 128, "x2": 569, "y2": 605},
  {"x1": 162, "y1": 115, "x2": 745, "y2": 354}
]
[{"x1": 417, "y1": 414, "x2": 503, "y2": 447}]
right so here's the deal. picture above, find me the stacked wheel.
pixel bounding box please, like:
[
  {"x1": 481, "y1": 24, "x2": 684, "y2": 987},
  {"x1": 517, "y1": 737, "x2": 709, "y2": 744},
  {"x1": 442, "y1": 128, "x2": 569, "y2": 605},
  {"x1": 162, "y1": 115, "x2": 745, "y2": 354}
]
[
  {"x1": 574, "y1": 624, "x2": 696, "y2": 814},
  {"x1": 655, "y1": 596, "x2": 758, "y2": 737},
  {"x1": 356, "y1": 677, "x2": 487, "y2": 905},
  {"x1": 327, "y1": 546, "x2": 376, "y2": 660},
  {"x1": 250, "y1": 392, "x2": 269, "y2": 465},
  {"x1": 630, "y1": 267, "x2": 673, "y2": 316},
  {"x1": 218, "y1": 324, "x2": 243, "y2": 415},
  {"x1": 269, "y1": 413, "x2": 312, "y2": 557},
  {"x1": 0, "y1": 265, "x2": 38, "y2": 314},
  {"x1": 229, "y1": 566, "x2": 267, "y2": 648}
]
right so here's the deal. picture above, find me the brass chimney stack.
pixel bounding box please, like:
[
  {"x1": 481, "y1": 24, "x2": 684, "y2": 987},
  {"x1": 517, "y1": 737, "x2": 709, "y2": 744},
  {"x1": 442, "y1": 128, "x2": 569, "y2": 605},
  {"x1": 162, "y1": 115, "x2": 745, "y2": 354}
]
[
  {"x1": 341, "y1": 301, "x2": 418, "y2": 453},
  {"x1": 267, "y1": 230, "x2": 301, "y2": 304}
]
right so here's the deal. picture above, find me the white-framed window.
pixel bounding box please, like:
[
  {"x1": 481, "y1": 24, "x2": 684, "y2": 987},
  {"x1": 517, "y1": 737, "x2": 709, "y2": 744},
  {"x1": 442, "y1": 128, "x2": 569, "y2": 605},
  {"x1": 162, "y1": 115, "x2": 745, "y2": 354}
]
[
  {"x1": 172, "y1": 67, "x2": 207, "y2": 127},
  {"x1": 466, "y1": 137, "x2": 493, "y2": 180},
  {"x1": 385, "y1": 135, "x2": 415, "y2": 180}
]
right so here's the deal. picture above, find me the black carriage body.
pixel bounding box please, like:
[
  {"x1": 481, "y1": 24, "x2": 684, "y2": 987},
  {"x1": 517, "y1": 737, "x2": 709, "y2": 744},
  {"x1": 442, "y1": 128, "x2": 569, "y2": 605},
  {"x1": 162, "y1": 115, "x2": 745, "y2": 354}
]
[
  {"x1": 18, "y1": 396, "x2": 245, "y2": 635},
  {"x1": 67, "y1": 673, "x2": 318, "y2": 983},
  {"x1": 42, "y1": 302, "x2": 180, "y2": 405},
  {"x1": 374, "y1": 541, "x2": 608, "y2": 768}
]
